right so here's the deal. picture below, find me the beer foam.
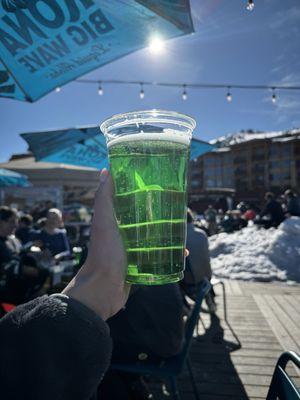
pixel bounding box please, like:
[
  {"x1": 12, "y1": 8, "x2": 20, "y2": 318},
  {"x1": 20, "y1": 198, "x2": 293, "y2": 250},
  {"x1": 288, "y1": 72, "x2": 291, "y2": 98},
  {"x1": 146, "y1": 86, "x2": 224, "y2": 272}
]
[{"x1": 107, "y1": 130, "x2": 190, "y2": 148}]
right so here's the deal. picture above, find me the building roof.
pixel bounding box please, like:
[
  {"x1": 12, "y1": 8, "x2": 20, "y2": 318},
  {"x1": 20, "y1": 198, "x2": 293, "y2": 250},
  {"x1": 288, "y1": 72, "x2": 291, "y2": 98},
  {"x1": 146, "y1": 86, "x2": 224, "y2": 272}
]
[
  {"x1": 0, "y1": 156, "x2": 97, "y2": 171},
  {"x1": 0, "y1": 156, "x2": 99, "y2": 188}
]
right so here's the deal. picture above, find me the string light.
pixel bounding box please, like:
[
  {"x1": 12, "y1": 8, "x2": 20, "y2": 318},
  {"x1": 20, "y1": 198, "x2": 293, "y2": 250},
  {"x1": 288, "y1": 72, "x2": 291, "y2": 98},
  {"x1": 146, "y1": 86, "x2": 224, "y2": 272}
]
[
  {"x1": 98, "y1": 82, "x2": 103, "y2": 96},
  {"x1": 271, "y1": 88, "x2": 277, "y2": 103},
  {"x1": 226, "y1": 87, "x2": 232, "y2": 102},
  {"x1": 182, "y1": 85, "x2": 187, "y2": 101},
  {"x1": 139, "y1": 83, "x2": 145, "y2": 99},
  {"x1": 76, "y1": 79, "x2": 300, "y2": 101},
  {"x1": 246, "y1": 0, "x2": 254, "y2": 11},
  {"x1": 55, "y1": 86, "x2": 61, "y2": 93}
]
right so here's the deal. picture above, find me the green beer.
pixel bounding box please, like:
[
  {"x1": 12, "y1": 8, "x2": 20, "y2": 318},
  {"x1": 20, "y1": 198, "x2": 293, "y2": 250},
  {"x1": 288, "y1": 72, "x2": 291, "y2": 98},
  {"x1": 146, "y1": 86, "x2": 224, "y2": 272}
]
[{"x1": 101, "y1": 110, "x2": 195, "y2": 285}]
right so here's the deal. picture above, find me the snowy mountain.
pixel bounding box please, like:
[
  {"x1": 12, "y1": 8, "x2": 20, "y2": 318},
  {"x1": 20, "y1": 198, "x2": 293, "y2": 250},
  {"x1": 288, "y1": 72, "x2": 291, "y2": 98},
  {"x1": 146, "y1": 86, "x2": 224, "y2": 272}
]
[{"x1": 210, "y1": 128, "x2": 300, "y2": 147}]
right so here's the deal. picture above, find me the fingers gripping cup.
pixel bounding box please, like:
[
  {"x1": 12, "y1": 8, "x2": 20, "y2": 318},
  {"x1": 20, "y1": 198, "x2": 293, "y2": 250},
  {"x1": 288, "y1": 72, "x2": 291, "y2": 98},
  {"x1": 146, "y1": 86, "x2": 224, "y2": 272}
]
[{"x1": 101, "y1": 110, "x2": 195, "y2": 285}]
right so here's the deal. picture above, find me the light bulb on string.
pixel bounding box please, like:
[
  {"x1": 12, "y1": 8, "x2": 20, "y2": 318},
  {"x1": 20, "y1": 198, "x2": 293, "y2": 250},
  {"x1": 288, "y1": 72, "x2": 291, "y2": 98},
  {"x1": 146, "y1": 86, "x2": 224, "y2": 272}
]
[
  {"x1": 98, "y1": 82, "x2": 103, "y2": 96},
  {"x1": 182, "y1": 85, "x2": 187, "y2": 101},
  {"x1": 246, "y1": 0, "x2": 254, "y2": 11},
  {"x1": 271, "y1": 88, "x2": 277, "y2": 103},
  {"x1": 226, "y1": 87, "x2": 232, "y2": 102},
  {"x1": 55, "y1": 86, "x2": 61, "y2": 93},
  {"x1": 139, "y1": 83, "x2": 145, "y2": 99}
]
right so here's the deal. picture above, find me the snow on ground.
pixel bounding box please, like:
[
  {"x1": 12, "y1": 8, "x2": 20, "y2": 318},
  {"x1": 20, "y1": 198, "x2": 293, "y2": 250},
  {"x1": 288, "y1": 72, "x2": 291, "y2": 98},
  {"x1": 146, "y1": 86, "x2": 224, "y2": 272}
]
[{"x1": 209, "y1": 217, "x2": 300, "y2": 283}]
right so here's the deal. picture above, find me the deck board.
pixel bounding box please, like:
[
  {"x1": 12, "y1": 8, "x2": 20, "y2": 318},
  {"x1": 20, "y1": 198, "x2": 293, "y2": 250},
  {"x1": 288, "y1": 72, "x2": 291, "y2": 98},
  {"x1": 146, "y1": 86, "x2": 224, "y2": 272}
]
[{"x1": 150, "y1": 280, "x2": 300, "y2": 399}]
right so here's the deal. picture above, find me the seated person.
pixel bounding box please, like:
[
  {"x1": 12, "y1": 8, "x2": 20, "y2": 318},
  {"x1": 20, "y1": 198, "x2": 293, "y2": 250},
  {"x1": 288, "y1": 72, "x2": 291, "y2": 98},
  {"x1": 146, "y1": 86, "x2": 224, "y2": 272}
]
[
  {"x1": 0, "y1": 206, "x2": 49, "y2": 305},
  {"x1": 181, "y1": 209, "x2": 215, "y2": 313},
  {"x1": 33, "y1": 208, "x2": 70, "y2": 257},
  {"x1": 257, "y1": 192, "x2": 285, "y2": 228},
  {"x1": 0, "y1": 207, "x2": 21, "y2": 266},
  {"x1": 220, "y1": 211, "x2": 235, "y2": 233},
  {"x1": 231, "y1": 210, "x2": 248, "y2": 230},
  {"x1": 284, "y1": 189, "x2": 300, "y2": 217},
  {"x1": 99, "y1": 283, "x2": 185, "y2": 399},
  {"x1": 15, "y1": 214, "x2": 36, "y2": 245}
]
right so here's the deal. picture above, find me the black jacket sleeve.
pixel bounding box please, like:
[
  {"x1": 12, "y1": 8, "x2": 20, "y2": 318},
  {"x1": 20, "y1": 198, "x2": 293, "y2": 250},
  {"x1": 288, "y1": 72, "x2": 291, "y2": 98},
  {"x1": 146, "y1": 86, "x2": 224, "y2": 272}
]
[
  {"x1": 0, "y1": 294, "x2": 112, "y2": 400},
  {"x1": 259, "y1": 202, "x2": 271, "y2": 218}
]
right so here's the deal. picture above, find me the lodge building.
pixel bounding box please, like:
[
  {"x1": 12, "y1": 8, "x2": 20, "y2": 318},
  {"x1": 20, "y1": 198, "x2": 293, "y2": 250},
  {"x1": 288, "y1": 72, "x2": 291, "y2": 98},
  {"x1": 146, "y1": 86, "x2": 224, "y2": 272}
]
[{"x1": 188, "y1": 129, "x2": 300, "y2": 212}]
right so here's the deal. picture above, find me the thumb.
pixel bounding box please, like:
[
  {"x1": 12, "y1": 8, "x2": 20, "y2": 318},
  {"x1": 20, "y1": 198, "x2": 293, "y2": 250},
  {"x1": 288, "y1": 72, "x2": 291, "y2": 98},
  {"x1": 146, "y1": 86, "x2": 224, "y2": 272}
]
[
  {"x1": 89, "y1": 168, "x2": 120, "y2": 247},
  {"x1": 93, "y1": 168, "x2": 115, "y2": 222}
]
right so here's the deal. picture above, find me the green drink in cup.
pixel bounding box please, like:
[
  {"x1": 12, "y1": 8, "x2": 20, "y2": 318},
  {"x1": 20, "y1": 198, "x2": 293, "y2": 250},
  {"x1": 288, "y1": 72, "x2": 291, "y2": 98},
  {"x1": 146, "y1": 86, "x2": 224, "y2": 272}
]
[{"x1": 101, "y1": 110, "x2": 195, "y2": 285}]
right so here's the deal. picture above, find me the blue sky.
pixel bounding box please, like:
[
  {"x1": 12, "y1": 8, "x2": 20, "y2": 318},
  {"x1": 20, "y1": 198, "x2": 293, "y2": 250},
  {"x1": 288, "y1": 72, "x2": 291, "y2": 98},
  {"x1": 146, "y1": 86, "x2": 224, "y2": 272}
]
[{"x1": 0, "y1": 0, "x2": 300, "y2": 162}]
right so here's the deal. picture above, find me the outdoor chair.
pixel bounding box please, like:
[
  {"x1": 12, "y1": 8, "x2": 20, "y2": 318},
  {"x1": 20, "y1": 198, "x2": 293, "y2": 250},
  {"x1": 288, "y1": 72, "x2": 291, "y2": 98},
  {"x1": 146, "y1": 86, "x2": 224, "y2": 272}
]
[
  {"x1": 110, "y1": 278, "x2": 211, "y2": 400},
  {"x1": 210, "y1": 277, "x2": 226, "y2": 317},
  {"x1": 266, "y1": 351, "x2": 300, "y2": 400},
  {"x1": 195, "y1": 277, "x2": 226, "y2": 335}
]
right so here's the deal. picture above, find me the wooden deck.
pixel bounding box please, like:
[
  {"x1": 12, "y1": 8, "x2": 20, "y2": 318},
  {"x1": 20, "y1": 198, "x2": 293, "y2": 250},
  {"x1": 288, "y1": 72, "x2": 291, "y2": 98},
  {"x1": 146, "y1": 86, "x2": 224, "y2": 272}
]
[{"x1": 153, "y1": 280, "x2": 300, "y2": 399}]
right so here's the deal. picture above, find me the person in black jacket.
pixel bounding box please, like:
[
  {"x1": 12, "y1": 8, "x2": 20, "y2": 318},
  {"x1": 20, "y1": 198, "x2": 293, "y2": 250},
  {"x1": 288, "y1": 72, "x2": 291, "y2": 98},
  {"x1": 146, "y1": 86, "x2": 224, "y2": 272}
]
[
  {"x1": 99, "y1": 283, "x2": 185, "y2": 399},
  {"x1": 258, "y1": 192, "x2": 285, "y2": 228},
  {"x1": 15, "y1": 214, "x2": 36, "y2": 245},
  {"x1": 0, "y1": 169, "x2": 130, "y2": 400},
  {"x1": 284, "y1": 189, "x2": 300, "y2": 217}
]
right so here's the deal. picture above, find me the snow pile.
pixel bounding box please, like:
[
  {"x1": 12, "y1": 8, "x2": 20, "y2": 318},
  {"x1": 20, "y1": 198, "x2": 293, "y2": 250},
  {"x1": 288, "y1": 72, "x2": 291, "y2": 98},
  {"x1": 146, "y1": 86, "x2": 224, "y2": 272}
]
[{"x1": 209, "y1": 217, "x2": 300, "y2": 282}]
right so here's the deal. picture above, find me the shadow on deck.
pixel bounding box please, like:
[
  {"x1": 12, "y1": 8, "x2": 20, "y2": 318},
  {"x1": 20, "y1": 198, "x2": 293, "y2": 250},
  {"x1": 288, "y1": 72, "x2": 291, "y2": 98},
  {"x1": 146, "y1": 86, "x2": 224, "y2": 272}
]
[{"x1": 151, "y1": 280, "x2": 300, "y2": 400}]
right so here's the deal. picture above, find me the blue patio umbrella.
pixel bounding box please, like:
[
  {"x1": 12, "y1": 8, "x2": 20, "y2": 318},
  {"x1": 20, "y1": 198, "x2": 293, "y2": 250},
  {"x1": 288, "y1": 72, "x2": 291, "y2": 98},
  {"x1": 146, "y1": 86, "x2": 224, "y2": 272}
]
[
  {"x1": 0, "y1": 0, "x2": 194, "y2": 102},
  {"x1": 21, "y1": 125, "x2": 214, "y2": 169},
  {"x1": 0, "y1": 168, "x2": 30, "y2": 187}
]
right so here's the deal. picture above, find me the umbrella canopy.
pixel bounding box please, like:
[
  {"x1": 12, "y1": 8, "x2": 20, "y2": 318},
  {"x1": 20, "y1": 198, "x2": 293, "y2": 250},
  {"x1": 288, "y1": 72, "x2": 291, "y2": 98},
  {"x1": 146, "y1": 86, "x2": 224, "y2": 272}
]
[
  {"x1": 0, "y1": 167, "x2": 30, "y2": 187},
  {"x1": 0, "y1": 0, "x2": 194, "y2": 102},
  {"x1": 21, "y1": 125, "x2": 214, "y2": 169}
]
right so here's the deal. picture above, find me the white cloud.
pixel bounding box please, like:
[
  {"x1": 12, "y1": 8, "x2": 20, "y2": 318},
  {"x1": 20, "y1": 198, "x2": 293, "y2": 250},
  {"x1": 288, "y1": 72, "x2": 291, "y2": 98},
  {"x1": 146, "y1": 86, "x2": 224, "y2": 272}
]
[
  {"x1": 279, "y1": 72, "x2": 300, "y2": 86},
  {"x1": 267, "y1": 94, "x2": 300, "y2": 124},
  {"x1": 269, "y1": 6, "x2": 300, "y2": 29}
]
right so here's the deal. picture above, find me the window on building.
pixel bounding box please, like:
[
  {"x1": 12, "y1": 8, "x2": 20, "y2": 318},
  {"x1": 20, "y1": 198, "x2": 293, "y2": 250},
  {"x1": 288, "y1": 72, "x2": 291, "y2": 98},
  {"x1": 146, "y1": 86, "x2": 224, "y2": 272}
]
[
  {"x1": 269, "y1": 145, "x2": 280, "y2": 158},
  {"x1": 192, "y1": 169, "x2": 201, "y2": 177},
  {"x1": 235, "y1": 179, "x2": 248, "y2": 190},
  {"x1": 233, "y1": 148, "x2": 247, "y2": 163},
  {"x1": 269, "y1": 161, "x2": 278, "y2": 169},
  {"x1": 252, "y1": 147, "x2": 265, "y2": 161},
  {"x1": 223, "y1": 153, "x2": 232, "y2": 164},
  {"x1": 294, "y1": 145, "x2": 300, "y2": 156},
  {"x1": 203, "y1": 157, "x2": 215, "y2": 167},
  {"x1": 270, "y1": 143, "x2": 291, "y2": 159},
  {"x1": 206, "y1": 179, "x2": 215, "y2": 188},
  {"x1": 281, "y1": 159, "x2": 291, "y2": 168},
  {"x1": 204, "y1": 168, "x2": 214, "y2": 178},
  {"x1": 252, "y1": 163, "x2": 265, "y2": 173},
  {"x1": 191, "y1": 179, "x2": 200, "y2": 188},
  {"x1": 252, "y1": 175, "x2": 264, "y2": 186},
  {"x1": 282, "y1": 145, "x2": 291, "y2": 157},
  {"x1": 235, "y1": 166, "x2": 247, "y2": 175},
  {"x1": 269, "y1": 171, "x2": 291, "y2": 184}
]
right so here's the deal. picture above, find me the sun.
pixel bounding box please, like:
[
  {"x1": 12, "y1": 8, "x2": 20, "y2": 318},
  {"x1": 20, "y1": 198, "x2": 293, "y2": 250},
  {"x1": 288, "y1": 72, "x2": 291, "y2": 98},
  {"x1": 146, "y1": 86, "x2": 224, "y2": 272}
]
[{"x1": 148, "y1": 36, "x2": 165, "y2": 54}]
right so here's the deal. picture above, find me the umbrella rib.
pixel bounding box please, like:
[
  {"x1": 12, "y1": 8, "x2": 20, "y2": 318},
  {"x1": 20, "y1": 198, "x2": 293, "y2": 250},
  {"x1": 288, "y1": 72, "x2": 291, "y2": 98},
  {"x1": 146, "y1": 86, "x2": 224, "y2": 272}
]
[{"x1": 81, "y1": 131, "x2": 107, "y2": 154}]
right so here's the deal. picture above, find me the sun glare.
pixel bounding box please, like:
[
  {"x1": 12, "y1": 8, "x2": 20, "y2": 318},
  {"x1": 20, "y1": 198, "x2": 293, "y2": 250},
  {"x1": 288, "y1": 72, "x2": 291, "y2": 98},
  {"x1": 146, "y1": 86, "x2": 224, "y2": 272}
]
[{"x1": 148, "y1": 36, "x2": 165, "y2": 54}]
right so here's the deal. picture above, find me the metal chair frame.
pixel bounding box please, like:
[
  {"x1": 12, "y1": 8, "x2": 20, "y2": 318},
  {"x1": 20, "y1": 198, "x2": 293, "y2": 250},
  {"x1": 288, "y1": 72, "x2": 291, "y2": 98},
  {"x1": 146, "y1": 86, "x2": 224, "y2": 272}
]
[{"x1": 266, "y1": 351, "x2": 300, "y2": 400}]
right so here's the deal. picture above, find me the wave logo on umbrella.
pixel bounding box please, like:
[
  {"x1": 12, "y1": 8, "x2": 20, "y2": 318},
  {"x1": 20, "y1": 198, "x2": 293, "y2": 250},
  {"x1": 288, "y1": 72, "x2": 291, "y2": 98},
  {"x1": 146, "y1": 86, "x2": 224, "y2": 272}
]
[
  {"x1": 0, "y1": 0, "x2": 194, "y2": 101},
  {"x1": 1, "y1": 0, "x2": 29, "y2": 12}
]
